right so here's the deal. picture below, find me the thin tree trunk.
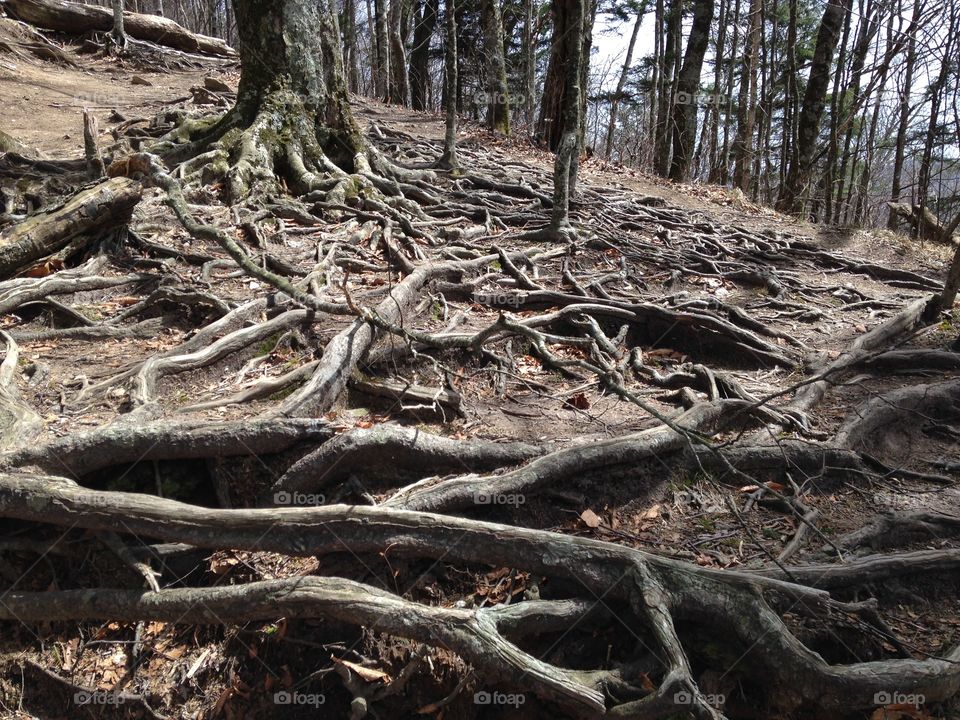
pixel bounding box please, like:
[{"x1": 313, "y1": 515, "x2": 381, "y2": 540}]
[
  {"x1": 388, "y1": 0, "x2": 410, "y2": 104},
  {"x1": 343, "y1": 0, "x2": 360, "y2": 93},
  {"x1": 524, "y1": 0, "x2": 536, "y2": 129},
  {"x1": 438, "y1": 0, "x2": 458, "y2": 169},
  {"x1": 654, "y1": 0, "x2": 680, "y2": 176},
  {"x1": 409, "y1": 0, "x2": 439, "y2": 110},
  {"x1": 731, "y1": 0, "x2": 761, "y2": 190},
  {"x1": 853, "y1": 14, "x2": 892, "y2": 225},
  {"x1": 916, "y1": 13, "x2": 955, "y2": 226},
  {"x1": 706, "y1": 0, "x2": 727, "y2": 182},
  {"x1": 374, "y1": 0, "x2": 390, "y2": 100},
  {"x1": 604, "y1": 7, "x2": 644, "y2": 159},
  {"x1": 716, "y1": 0, "x2": 740, "y2": 183},
  {"x1": 780, "y1": 0, "x2": 798, "y2": 193},
  {"x1": 888, "y1": 0, "x2": 922, "y2": 229},
  {"x1": 549, "y1": 0, "x2": 587, "y2": 237},
  {"x1": 111, "y1": 0, "x2": 126, "y2": 46}
]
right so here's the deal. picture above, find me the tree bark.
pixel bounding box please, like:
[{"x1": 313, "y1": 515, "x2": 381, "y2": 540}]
[
  {"x1": 409, "y1": 0, "x2": 438, "y2": 110},
  {"x1": 546, "y1": 0, "x2": 586, "y2": 237},
  {"x1": 603, "y1": 6, "x2": 644, "y2": 159},
  {"x1": 480, "y1": 0, "x2": 511, "y2": 134},
  {"x1": 653, "y1": 0, "x2": 680, "y2": 175},
  {"x1": 437, "y1": 0, "x2": 458, "y2": 169},
  {"x1": 231, "y1": 0, "x2": 362, "y2": 167},
  {"x1": 668, "y1": 0, "x2": 714, "y2": 180},
  {"x1": 536, "y1": 0, "x2": 594, "y2": 151},
  {"x1": 388, "y1": 0, "x2": 410, "y2": 104},
  {"x1": 0, "y1": 177, "x2": 141, "y2": 278},
  {"x1": 731, "y1": 0, "x2": 761, "y2": 191},
  {"x1": 374, "y1": 0, "x2": 390, "y2": 99},
  {"x1": 777, "y1": 0, "x2": 853, "y2": 214},
  {"x1": 111, "y1": 0, "x2": 126, "y2": 46},
  {"x1": 888, "y1": 0, "x2": 922, "y2": 229},
  {"x1": 342, "y1": 0, "x2": 361, "y2": 93}
]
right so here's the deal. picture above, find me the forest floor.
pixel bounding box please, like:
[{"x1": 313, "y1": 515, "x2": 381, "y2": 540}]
[{"x1": 0, "y1": 35, "x2": 959, "y2": 720}]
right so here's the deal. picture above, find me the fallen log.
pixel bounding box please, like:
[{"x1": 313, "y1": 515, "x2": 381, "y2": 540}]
[
  {"x1": 887, "y1": 201, "x2": 958, "y2": 245},
  {"x1": 2, "y1": 0, "x2": 237, "y2": 58},
  {"x1": 0, "y1": 176, "x2": 141, "y2": 277}
]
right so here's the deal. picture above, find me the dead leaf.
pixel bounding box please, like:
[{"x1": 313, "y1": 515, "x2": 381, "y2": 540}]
[
  {"x1": 640, "y1": 504, "x2": 661, "y2": 520},
  {"x1": 334, "y1": 657, "x2": 391, "y2": 683},
  {"x1": 565, "y1": 392, "x2": 590, "y2": 410},
  {"x1": 580, "y1": 509, "x2": 602, "y2": 528}
]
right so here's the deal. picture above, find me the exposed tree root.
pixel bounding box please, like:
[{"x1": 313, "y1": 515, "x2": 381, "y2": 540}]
[
  {"x1": 271, "y1": 423, "x2": 545, "y2": 497},
  {"x1": 1, "y1": 477, "x2": 959, "y2": 718},
  {"x1": 0, "y1": 417, "x2": 330, "y2": 477},
  {"x1": 834, "y1": 378, "x2": 960, "y2": 455},
  {"x1": 828, "y1": 512, "x2": 960, "y2": 553}
]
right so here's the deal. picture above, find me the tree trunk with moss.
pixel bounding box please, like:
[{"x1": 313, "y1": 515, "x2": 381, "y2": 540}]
[{"x1": 197, "y1": 0, "x2": 366, "y2": 201}]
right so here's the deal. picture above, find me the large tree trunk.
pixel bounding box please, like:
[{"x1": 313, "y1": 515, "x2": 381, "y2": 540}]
[
  {"x1": 480, "y1": 0, "x2": 510, "y2": 134},
  {"x1": 535, "y1": 0, "x2": 594, "y2": 151},
  {"x1": 777, "y1": 0, "x2": 853, "y2": 215},
  {"x1": 233, "y1": 0, "x2": 355, "y2": 136},
  {"x1": 667, "y1": 0, "x2": 714, "y2": 180}
]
